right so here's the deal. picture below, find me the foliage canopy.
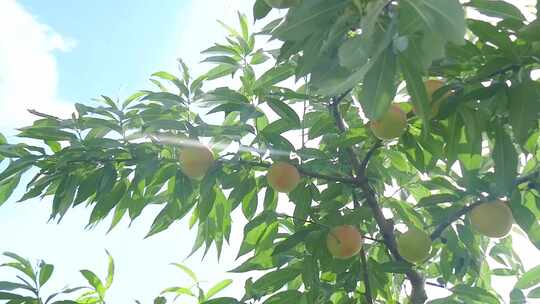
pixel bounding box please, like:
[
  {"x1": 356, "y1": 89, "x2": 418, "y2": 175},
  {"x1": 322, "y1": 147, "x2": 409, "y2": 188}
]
[{"x1": 2, "y1": 0, "x2": 540, "y2": 303}]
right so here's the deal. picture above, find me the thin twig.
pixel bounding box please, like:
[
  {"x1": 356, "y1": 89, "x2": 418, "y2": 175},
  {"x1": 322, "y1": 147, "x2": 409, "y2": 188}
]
[
  {"x1": 429, "y1": 200, "x2": 484, "y2": 241},
  {"x1": 276, "y1": 213, "x2": 331, "y2": 229},
  {"x1": 430, "y1": 171, "x2": 539, "y2": 241},
  {"x1": 515, "y1": 170, "x2": 539, "y2": 186},
  {"x1": 463, "y1": 64, "x2": 520, "y2": 85},
  {"x1": 360, "y1": 247, "x2": 374, "y2": 304},
  {"x1": 425, "y1": 281, "x2": 448, "y2": 290},
  {"x1": 276, "y1": 213, "x2": 383, "y2": 243},
  {"x1": 359, "y1": 140, "x2": 383, "y2": 176}
]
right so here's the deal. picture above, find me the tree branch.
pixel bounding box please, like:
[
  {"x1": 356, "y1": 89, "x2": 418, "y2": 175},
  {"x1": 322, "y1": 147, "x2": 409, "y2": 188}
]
[
  {"x1": 515, "y1": 170, "x2": 539, "y2": 186},
  {"x1": 463, "y1": 64, "x2": 520, "y2": 85},
  {"x1": 328, "y1": 92, "x2": 427, "y2": 304},
  {"x1": 233, "y1": 159, "x2": 356, "y2": 185},
  {"x1": 430, "y1": 170, "x2": 540, "y2": 241},
  {"x1": 360, "y1": 247, "x2": 374, "y2": 304},
  {"x1": 360, "y1": 140, "x2": 383, "y2": 175},
  {"x1": 429, "y1": 200, "x2": 484, "y2": 241},
  {"x1": 425, "y1": 281, "x2": 448, "y2": 290}
]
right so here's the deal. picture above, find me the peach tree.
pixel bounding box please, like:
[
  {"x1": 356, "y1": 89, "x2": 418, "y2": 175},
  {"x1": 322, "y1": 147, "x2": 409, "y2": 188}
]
[{"x1": 1, "y1": 0, "x2": 540, "y2": 303}]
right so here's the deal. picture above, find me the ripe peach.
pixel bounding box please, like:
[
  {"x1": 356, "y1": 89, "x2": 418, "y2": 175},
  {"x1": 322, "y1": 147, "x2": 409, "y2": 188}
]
[
  {"x1": 179, "y1": 144, "x2": 214, "y2": 180},
  {"x1": 370, "y1": 104, "x2": 407, "y2": 140},
  {"x1": 266, "y1": 162, "x2": 300, "y2": 193},
  {"x1": 396, "y1": 228, "x2": 432, "y2": 264},
  {"x1": 412, "y1": 79, "x2": 451, "y2": 118},
  {"x1": 470, "y1": 200, "x2": 513, "y2": 238},
  {"x1": 326, "y1": 225, "x2": 363, "y2": 259}
]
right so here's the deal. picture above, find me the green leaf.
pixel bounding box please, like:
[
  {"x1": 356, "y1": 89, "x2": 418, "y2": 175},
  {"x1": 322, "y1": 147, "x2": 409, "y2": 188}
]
[
  {"x1": 262, "y1": 119, "x2": 297, "y2": 135},
  {"x1": 171, "y1": 263, "x2": 198, "y2": 282},
  {"x1": 0, "y1": 173, "x2": 21, "y2": 207},
  {"x1": 0, "y1": 281, "x2": 30, "y2": 291},
  {"x1": 417, "y1": 193, "x2": 459, "y2": 208},
  {"x1": 400, "y1": 0, "x2": 466, "y2": 45},
  {"x1": 199, "y1": 187, "x2": 216, "y2": 223},
  {"x1": 2, "y1": 252, "x2": 36, "y2": 281},
  {"x1": 250, "y1": 49, "x2": 269, "y2": 65},
  {"x1": 146, "y1": 201, "x2": 184, "y2": 238},
  {"x1": 338, "y1": 17, "x2": 396, "y2": 71},
  {"x1": 238, "y1": 12, "x2": 249, "y2": 42},
  {"x1": 89, "y1": 178, "x2": 127, "y2": 224},
  {"x1": 515, "y1": 264, "x2": 540, "y2": 289},
  {"x1": 338, "y1": 36, "x2": 369, "y2": 69},
  {"x1": 263, "y1": 187, "x2": 277, "y2": 211},
  {"x1": 160, "y1": 286, "x2": 194, "y2": 296},
  {"x1": 105, "y1": 250, "x2": 114, "y2": 289},
  {"x1": 510, "y1": 200, "x2": 540, "y2": 250},
  {"x1": 253, "y1": 0, "x2": 271, "y2": 20},
  {"x1": 252, "y1": 267, "x2": 301, "y2": 295},
  {"x1": 528, "y1": 286, "x2": 540, "y2": 298},
  {"x1": 510, "y1": 288, "x2": 526, "y2": 304},
  {"x1": 230, "y1": 250, "x2": 280, "y2": 273},
  {"x1": 272, "y1": 0, "x2": 348, "y2": 41},
  {"x1": 493, "y1": 126, "x2": 518, "y2": 195},
  {"x1": 38, "y1": 263, "x2": 54, "y2": 287},
  {"x1": 142, "y1": 92, "x2": 185, "y2": 105},
  {"x1": 201, "y1": 298, "x2": 240, "y2": 304},
  {"x1": 0, "y1": 292, "x2": 25, "y2": 300},
  {"x1": 467, "y1": 0, "x2": 525, "y2": 20},
  {"x1": 378, "y1": 261, "x2": 412, "y2": 274},
  {"x1": 316, "y1": 61, "x2": 373, "y2": 96},
  {"x1": 238, "y1": 211, "x2": 276, "y2": 257},
  {"x1": 451, "y1": 284, "x2": 498, "y2": 304},
  {"x1": 468, "y1": 20, "x2": 514, "y2": 54},
  {"x1": 153, "y1": 297, "x2": 167, "y2": 304},
  {"x1": 266, "y1": 99, "x2": 301, "y2": 127},
  {"x1": 242, "y1": 186, "x2": 258, "y2": 220},
  {"x1": 202, "y1": 56, "x2": 240, "y2": 66},
  {"x1": 263, "y1": 290, "x2": 303, "y2": 304},
  {"x1": 360, "y1": 47, "x2": 397, "y2": 120},
  {"x1": 519, "y1": 19, "x2": 540, "y2": 42},
  {"x1": 509, "y1": 80, "x2": 540, "y2": 145},
  {"x1": 203, "y1": 87, "x2": 249, "y2": 105},
  {"x1": 272, "y1": 228, "x2": 314, "y2": 256},
  {"x1": 205, "y1": 279, "x2": 232, "y2": 300},
  {"x1": 427, "y1": 297, "x2": 461, "y2": 304},
  {"x1": 0, "y1": 158, "x2": 36, "y2": 183},
  {"x1": 18, "y1": 127, "x2": 78, "y2": 141},
  {"x1": 80, "y1": 270, "x2": 105, "y2": 297},
  {"x1": 203, "y1": 44, "x2": 240, "y2": 57},
  {"x1": 253, "y1": 64, "x2": 295, "y2": 92},
  {"x1": 74, "y1": 169, "x2": 103, "y2": 206},
  {"x1": 205, "y1": 64, "x2": 239, "y2": 80},
  {"x1": 398, "y1": 54, "x2": 430, "y2": 128}
]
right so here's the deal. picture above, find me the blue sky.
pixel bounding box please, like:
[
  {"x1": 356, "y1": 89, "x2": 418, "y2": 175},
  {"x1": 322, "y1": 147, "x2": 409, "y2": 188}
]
[
  {"x1": 0, "y1": 0, "x2": 539, "y2": 303},
  {"x1": 17, "y1": 0, "x2": 191, "y2": 104}
]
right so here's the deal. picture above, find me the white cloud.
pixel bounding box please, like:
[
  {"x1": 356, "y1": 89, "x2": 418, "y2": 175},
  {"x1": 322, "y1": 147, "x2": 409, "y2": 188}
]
[{"x1": 0, "y1": 0, "x2": 74, "y2": 133}]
